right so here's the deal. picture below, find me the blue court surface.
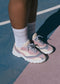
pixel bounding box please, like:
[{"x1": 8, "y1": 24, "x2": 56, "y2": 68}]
[{"x1": 0, "y1": 0, "x2": 60, "y2": 84}]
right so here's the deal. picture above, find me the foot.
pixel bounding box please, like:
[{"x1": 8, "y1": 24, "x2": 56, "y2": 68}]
[
  {"x1": 12, "y1": 40, "x2": 46, "y2": 63},
  {"x1": 32, "y1": 33, "x2": 53, "y2": 54}
]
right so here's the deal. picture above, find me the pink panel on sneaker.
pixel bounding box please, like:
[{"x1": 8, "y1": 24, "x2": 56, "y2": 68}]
[{"x1": 34, "y1": 40, "x2": 46, "y2": 48}]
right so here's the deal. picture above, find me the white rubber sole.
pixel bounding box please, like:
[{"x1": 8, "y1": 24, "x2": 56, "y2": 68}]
[
  {"x1": 36, "y1": 46, "x2": 53, "y2": 54},
  {"x1": 12, "y1": 47, "x2": 46, "y2": 64},
  {"x1": 40, "y1": 48, "x2": 53, "y2": 54}
]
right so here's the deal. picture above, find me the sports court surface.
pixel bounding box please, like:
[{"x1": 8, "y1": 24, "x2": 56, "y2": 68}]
[{"x1": 0, "y1": 0, "x2": 60, "y2": 84}]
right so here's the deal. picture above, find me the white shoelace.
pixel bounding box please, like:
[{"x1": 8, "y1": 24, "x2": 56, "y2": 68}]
[
  {"x1": 35, "y1": 35, "x2": 45, "y2": 45},
  {"x1": 27, "y1": 43, "x2": 38, "y2": 53}
]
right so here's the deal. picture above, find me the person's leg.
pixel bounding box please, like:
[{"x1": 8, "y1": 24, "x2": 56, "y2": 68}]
[
  {"x1": 27, "y1": 0, "x2": 38, "y2": 39},
  {"x1": 8, "y1": 0, "x2": 46, "y2": 63},
  {"x1": 8, "y1": 0, "x2": 32, "y2": 47},
  {"x1": 28, "y1": 0, "x2": 38, "y2": 23},
  {"x1": 27, "y1": 0, "x2": 53, "y2": 54},
  {"x1": 8, "y1": 0, "x2": 32, "y2": 29}
]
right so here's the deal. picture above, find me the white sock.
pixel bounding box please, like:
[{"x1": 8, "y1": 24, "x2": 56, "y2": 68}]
[
  {"x1": 12, "y1": 26, "x2": 28, "y2": 48},
  {"x1": 27, "y1": 21, "x2": 36, "y2": 39}
]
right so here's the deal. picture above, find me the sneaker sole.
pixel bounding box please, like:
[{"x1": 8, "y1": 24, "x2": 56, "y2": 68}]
[
  {"x1": 40, "y1": 49, "x2": 53, "y2": 54},
  {"x1": 36, "y1": 46, "x2": 53, "y2": 54},
  {"x1": 12, "y1": 47, "x2": 46, "y2": 63}
]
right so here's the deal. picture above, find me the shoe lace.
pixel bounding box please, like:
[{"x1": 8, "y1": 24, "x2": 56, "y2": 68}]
[
  {"x1": 35, "y1": 35, "x2": 45, "y2": 45},
  {"x1": 27, "y1": 43, "x2": 37, "y2": 53}
]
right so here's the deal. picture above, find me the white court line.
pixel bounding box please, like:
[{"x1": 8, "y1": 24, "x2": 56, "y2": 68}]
[
  {"x1": 37, "y1": 5, "x2": 60, "y2": 15},
  {"x1": 0, "y1": 20, "x2": 10, "y2": 26},
  {"x1": 0, "y1": 5, "x2": 60, "y2": 26}
]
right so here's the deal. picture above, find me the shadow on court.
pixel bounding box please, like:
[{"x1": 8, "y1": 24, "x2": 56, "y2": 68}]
[
  {"x1": 0, "y1": 10, "x2": 60, "y2": 84},
  {"x1": 37, "y1": 9, "x2": 60, "y2": 41},
  {"x1": 37, "y1": 9, "x2": 60, "y2": 61}
]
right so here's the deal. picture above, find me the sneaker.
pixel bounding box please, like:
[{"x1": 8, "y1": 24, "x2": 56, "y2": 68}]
[
  {"x1": 32, "y1": 33, "x2": 53, "y2": 54},
  {"x1": 12, "y1": 40, "x2": 46, "y2": 63}
]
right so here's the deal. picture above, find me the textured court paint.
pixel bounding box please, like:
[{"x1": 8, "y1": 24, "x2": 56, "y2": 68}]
[
  {"x1": 37, "y1": 0, "x2": 60, "y2": 11},
  {"x1": 0, "y1": 24, "x2": 29, "y2": 84}
]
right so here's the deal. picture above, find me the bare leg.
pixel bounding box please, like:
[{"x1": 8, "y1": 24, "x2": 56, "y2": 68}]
[
  {"x1": 8, "y1": 0, "x2": 32, "y2": 48},
  {"x1": 28, "y1": 0, "x2": 38, "y2": 23},
  {"x1": 8, "y1": 0, "x2": 32, "y2": 29},
  {"x1": 27, "y1": 0, "x2": 38, "y2": 39},
  {"x1": 8, "y1": 0, "x2": 48, "y2": 63}
]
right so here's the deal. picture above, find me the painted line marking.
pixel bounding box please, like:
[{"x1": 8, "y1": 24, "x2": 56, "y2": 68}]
[
  {"x1": 37, "y1": 5, "x2": 60, "y2": 15},
  {"x1": 0, "y1": 20, "x2": 10, "y2": 26},
  {"x1": 0, "y1": 5, "x2": 60, "y2": 26}
]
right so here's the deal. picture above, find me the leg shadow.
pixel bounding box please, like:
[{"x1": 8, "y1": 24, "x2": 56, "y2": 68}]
[
  {"x1": 37, "y1": 9, "x2": 60, "y2": 42},
  {"x1": 37, "y1": 9, "x2": 60, "y2": 61}
]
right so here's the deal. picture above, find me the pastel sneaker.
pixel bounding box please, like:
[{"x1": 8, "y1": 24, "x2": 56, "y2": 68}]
[
  {"x1": 32, "y1": 33, "x2": 53, "y2": 54},
  {"x1": 12, "y1": 40, "x2": 46, "y2": 63}
]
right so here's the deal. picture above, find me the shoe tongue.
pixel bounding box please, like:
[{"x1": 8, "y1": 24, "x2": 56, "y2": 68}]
[
  {"x1": 32, "y1": 33, "x2": 37, "y2": 40},
  {"x1": 23, "y1": 40, "x2": 30, "y2": 47}
]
